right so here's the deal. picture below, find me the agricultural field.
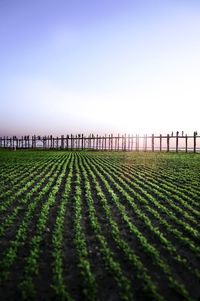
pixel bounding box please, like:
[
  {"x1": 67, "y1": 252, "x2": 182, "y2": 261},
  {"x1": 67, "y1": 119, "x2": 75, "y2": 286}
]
[{"x1": 0, "y1": 150, "x2": 199, "y2": 301}]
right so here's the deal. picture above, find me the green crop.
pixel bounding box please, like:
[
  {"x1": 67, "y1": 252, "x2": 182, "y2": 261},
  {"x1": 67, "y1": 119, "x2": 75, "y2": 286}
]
[{"x1": 0, "y1": 150, "x2": 199, "y2": 301}]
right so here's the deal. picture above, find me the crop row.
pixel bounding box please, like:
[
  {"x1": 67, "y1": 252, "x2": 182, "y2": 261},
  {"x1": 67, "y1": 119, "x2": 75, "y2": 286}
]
[{"x1": 0, "y1": 151, "x2": 199, "y2": 301}]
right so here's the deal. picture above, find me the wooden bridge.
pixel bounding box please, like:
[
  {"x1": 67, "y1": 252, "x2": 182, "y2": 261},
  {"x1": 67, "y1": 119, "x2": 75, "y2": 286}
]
[{"x1": 0, "y1": 131, "x2": 199, "y2": 152}]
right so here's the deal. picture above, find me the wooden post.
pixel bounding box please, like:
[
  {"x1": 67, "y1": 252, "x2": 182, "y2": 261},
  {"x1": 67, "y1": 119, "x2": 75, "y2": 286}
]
[
  {"x1": 96, "y1": 134, "x2": 98, "y2": 150},
  {"x1": 176, "y1": 131, "x2": 179, "y2": 152},
  {"x1": 70, "y1": 134, "x2": 72, "y2": 150},
  {"x1": 194, "y1": 131, "x2": 197, "y2": 153},
  {"x1": 61, "y1": 135, "x2": 64, "y2": 150},
  {"x1": 131, "y1": 134, "x2": 133, "y2": 151},
  {"x1": 77, "y1": 134, "x2": 79, "y2": 150},
  {"x1": 63, "y1": 136, "x2": 66, "y2": 149},
  {"x1": 167, "y1": 134, "x2": 170, "y2": 152},
  {"x1": 160, "y1": 134, "x2": 162, "y2": 152},
  {"x1": 117, "y1": 134, "x2": 119, "y2": 151},
  {"x1": 45, "y1": 136, "x2": 48, "y2": 149},
  {"x1": 81, "y1": 134, "x2": 83, "y2": 150},
  {"x1": 128, "y1": 134, "x2": 131, "y2": 151},
  {"x1": 75, "y1": 135, "x2": 77, "y2": 150},
  {"x1": 131, "y1": 135, "x2": 133, "y2": 151},
  {"x1": 124, "y1": 134, "x2": 126, "y2": 151},
  {"x1": 66, "y1": 135, "x2": 68, "y2": 150},
  {"x1": 185, "y1": 134, "x2": 188, "y2": 153},
  {"x1": 110, "y1": 134, "x2": 113, "y2": 151},
  {"x1": 50, "y1": 135, "x2": 52, "y2": 149},
  {"x1": 93, "y1": 134, "x2": 95, "y2": 150}
]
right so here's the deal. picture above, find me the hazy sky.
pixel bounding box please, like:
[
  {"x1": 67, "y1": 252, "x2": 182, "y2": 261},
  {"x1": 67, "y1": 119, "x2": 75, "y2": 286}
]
[{"x1": 0, "y1": 0, "x2": 200, "y2": 136}]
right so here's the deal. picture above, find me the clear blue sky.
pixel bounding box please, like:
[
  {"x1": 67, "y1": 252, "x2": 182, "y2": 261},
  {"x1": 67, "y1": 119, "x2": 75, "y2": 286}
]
[{"x1": 0, "y1": 0, "x2": 200, "y2": 136}]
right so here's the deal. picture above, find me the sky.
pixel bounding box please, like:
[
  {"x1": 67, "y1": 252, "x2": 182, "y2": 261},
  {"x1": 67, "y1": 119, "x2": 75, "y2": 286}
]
[{"x1": 0, "y1": 0, "x2": 200, "y2": 136}]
